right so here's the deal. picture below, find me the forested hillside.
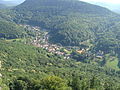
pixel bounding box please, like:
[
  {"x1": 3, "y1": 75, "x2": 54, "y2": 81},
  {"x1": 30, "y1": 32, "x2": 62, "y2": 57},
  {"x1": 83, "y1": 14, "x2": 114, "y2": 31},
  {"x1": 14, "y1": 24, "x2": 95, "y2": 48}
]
[
  {"x1": 12, "y1": 0, "x2": 120, "y2": 46},
  {"x1": 11, "y1": 0, "x2": 120, "y2": 68},
  {"x1": 1, "y1": 40, "x2": 120, "y2": 89},
  {"x1": 1, "y1": 0, "x2": 120, "y2": 90}
]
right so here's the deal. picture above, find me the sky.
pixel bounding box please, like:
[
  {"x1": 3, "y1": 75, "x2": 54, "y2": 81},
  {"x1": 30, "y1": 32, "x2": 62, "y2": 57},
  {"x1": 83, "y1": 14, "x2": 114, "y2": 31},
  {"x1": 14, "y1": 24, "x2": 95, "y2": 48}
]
[
  {"x1": 80, "y1": 0, "x2": 120, "y2": 11},
  {"x1": 1, "y1": 0, "x2": 25, "y2": 5},
  {"x1": 2, "y1": 0, "x2": 25, "y2": 4},
  {"x1": 80, "y1": 0, "x2": 120, "y2": 4}
]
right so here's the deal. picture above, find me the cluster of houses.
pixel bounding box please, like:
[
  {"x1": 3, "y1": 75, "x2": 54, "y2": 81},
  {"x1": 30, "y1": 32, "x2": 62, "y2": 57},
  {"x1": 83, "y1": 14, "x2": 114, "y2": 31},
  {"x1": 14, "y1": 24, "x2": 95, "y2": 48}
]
[
  {"x1": 32, "y1": 37, "x2": 71, "y2": 59},
  {"x1": 19, "y1": 24, "x2": 104, "y2": 60}
]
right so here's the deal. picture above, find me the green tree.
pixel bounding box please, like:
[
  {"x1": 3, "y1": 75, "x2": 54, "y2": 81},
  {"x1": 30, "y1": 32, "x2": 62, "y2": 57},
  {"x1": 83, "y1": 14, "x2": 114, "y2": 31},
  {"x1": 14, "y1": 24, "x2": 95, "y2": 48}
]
[
  {"x1": 72, "y1": 76, "x2": 81, "y2": 90},
  {"x1": 40, "y1": 76, "x2": 71, "y2": 90}
]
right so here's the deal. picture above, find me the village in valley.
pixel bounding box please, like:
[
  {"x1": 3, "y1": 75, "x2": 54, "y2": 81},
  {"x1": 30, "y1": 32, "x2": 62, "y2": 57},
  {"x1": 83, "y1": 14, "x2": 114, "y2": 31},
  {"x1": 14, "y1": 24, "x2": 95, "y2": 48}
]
[{"x1": 19, "y1": 24, "x2": 104, "y2": 60}]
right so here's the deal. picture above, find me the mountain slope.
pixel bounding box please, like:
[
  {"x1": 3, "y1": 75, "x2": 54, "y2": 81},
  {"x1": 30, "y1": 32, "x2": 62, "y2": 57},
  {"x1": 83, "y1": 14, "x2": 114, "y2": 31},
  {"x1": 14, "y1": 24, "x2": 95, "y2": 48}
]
[
  {"x1": 11, "y1": 0, "x2": 120, "y2": 70},
  {"x1": 12, "y1": 0, "x2": 120, "y2": 46},
  {"x1": 10, "y1": 0, "x2": 120, "y2": 66}
]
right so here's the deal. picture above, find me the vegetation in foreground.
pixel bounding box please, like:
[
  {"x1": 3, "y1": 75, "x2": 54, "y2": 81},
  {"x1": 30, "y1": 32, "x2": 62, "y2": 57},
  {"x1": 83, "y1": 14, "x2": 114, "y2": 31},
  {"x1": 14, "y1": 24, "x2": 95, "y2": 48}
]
[{"x1": 0, "y1": 41, "x2": 120, "y2": 90}]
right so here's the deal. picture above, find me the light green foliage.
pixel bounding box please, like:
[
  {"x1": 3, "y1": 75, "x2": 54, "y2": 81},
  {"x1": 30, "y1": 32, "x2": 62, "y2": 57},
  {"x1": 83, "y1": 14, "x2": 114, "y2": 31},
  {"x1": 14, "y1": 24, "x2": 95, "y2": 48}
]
[
  {"x1": 0, "y1": 41, "x2": 120, "y2": 90},
  {"x1": 105, "y1": 54, "x2": 119, "y2": 70},
  {"x1": 40, "y1": 76, "x2": 71, "y2": 90}
]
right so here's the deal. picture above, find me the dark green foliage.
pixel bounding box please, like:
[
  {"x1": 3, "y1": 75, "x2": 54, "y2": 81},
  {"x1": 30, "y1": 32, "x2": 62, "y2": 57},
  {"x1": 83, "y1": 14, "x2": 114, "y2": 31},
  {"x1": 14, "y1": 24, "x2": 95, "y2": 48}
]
[
  {"x1": 0, "y1": 21, "x2": 27, "y2": 39},
  {"x1": 9, "y1": 77, "x2": 36, "y2": 90},
  {"x1": 71, "y1": 76, "x2": 81, "y2": 90},
  {"x1": 71, "y1": 51, "x2": 87, "y2": 62}
]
